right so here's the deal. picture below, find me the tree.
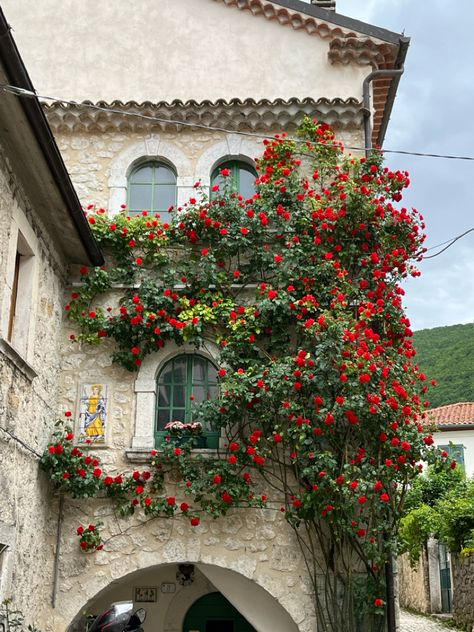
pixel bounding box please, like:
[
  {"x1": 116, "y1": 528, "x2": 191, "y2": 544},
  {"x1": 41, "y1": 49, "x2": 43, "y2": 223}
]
[{"x1": 42, "y1": 119, "x2": 452, "y2": 632}]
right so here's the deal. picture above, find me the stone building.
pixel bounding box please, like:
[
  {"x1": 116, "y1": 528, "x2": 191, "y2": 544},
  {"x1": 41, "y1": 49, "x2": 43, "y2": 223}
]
[
  {"x1": 0, "y1": 5, "x2": 102, "y2": 627},
  {"x1": 0, "y1": 1, "x2": 410, "y2": 630}
]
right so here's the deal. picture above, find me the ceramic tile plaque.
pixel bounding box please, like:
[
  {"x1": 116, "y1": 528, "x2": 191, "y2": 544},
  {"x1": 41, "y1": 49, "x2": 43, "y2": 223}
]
[{"x1": 77, "y1": 383, "x2": 109, "y2": 445}]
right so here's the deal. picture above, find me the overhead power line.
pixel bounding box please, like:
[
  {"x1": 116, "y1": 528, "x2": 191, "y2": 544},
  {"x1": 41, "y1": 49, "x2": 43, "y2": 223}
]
[
  {"x1": 423, "y1": 227, "x2": 474, "y2": 260},
  {"x1": 1, "y1": 83, "x2": 474, "y2": 162}
]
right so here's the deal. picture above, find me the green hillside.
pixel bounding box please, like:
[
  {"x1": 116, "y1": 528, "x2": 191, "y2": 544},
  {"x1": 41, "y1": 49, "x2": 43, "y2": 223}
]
[{"x1": 413, "y1": 323, "x2": 474, "y2": 408}]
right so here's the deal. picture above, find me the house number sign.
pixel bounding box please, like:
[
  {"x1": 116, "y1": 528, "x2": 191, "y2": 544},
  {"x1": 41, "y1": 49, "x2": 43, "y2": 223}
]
[{"x1": 134, "y1": 586, "x2": 157, "y2": 602}]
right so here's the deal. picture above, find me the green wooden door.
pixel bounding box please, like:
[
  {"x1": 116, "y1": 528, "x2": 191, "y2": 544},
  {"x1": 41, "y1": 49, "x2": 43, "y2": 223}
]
[
  {"x1": 439, "y1": 541, "x2": 452, "y2": 613},
  {"x1": 183, "y1": 592, "x2": 257, "y2": 632}
]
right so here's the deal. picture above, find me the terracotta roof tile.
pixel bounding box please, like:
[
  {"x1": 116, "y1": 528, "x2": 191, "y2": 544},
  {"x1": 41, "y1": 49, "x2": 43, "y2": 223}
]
[
  {"x1": 43, "y1": 97, "x2": 363, "y2": 134},
  {"x1": 424, "y1": 402, "x2": 474, "y2": 427}
]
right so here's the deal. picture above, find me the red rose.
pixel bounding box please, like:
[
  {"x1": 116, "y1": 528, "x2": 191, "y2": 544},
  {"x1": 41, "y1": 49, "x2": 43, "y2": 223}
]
[
  {"x1": 374, "y1": 598, "x2": 384, "y2": 607},
  {"x1": 104, "y1": 476, "x2": 113, "y2": 486},
  {"x1": 213, "y1": 475, "x2": 222, "y2": 485},
  {"x1": 222, "y1": 492, "x2": 233, "y2": 504},
  {"x1": 93, "y1": 468, "x2": 102, "y2": 478},
  {"x1": 180, "y1": 502, "x2": 189, "y2": 513},
  {"x1": 190, "y1": 517, "x2": 200, "y2": 526},
  {"x1": 380, "y1": 493, "x2": 390, "y2": 503},
  {"x1": 76, "y1": 526, "x2": 84, "y2": 535},
  {"x1": 167, "y1": 497, "x2": 176, "y2": 506}
]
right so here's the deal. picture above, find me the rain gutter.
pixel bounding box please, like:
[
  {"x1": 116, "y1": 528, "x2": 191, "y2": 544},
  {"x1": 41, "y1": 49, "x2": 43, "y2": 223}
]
[{"x1": 362, "y1": 37, "x2": 410, "y2": 155}]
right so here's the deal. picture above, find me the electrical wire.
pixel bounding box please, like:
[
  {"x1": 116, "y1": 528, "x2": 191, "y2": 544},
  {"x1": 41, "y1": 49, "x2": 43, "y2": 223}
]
[
  {"x1": 0, "y1": 425, "x2": 42, "y2": 458},
  {"x1": 1, "y1": 83, "x2": 474, "y2": 162},
  {"x1": 423, "y1": 227, "x2": 474, "y2": 260}
]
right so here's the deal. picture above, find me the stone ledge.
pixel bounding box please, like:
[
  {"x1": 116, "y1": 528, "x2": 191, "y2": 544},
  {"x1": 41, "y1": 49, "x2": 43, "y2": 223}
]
[
  {"x1": 126, "y1": 447, "x2": 219, "y2": 464},
  {"x1": 0, "y1": 338, "x2": 37, "y2": 381}
]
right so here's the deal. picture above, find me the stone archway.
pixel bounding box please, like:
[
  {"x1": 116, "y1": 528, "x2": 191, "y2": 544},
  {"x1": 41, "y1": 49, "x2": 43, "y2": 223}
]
[{"x1": 67, "y1": 562, "x2": 300, "y2": 632}]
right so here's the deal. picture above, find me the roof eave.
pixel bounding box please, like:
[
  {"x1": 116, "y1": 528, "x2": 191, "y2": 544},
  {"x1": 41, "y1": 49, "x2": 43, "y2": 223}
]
[{"x1": 433, "y1": 424, "x2": 474, "y2": 432}]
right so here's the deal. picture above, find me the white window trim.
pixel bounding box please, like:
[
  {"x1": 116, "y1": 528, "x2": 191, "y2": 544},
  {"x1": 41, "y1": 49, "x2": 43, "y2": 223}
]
[
  {"x1": 127, "y1": 340, "x2": 221, "y2": 460},
  {"x1": 107, "y1": 134, "x2": 261, "y2": 216},
  {"x1": 107, "y1": 135, "x2": 193, "y2": 214}
]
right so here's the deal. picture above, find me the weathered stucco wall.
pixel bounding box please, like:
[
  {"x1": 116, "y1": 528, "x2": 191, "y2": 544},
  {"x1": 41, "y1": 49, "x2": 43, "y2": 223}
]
[
  {"x1": 452, "y1": 554, "x2": 474, "y2": 632},
  {"x1": 2, "y1": 0, "x2": 371, "y2": 103},
  {"x1": 0, "y1": 145, "x2": 69, "y2": 627}
]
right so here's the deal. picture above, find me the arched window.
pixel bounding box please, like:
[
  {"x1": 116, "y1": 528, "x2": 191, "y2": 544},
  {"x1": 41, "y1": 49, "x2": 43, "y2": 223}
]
[
  {"x1": 155, "y1": 354, "x2": 219, "y2": 448},
  {"x1": 211, "y1": 160, "x2": 257, "y2": 199},
  {"x1": 127, "y1": 161, "x2": 177, "y2": 221}
]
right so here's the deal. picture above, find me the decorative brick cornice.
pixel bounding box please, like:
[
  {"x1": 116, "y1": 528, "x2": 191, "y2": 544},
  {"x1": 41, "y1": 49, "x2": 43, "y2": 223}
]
[{"x1": 43, "y1": 97, "x2": 363, "y2": 134}]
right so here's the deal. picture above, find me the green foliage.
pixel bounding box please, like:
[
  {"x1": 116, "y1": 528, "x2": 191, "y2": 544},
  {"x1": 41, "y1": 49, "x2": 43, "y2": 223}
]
[
  {"x1": 401, "y1": 467, "x2": 474, "y2": 561},
  {"x1": 436, "y1": 480, "x2": 474, "y2": 553},
  {"x1": 400, "y1": 504, "x2": 439, "y2": 565},
  {"x1": 403, "y1": 464, "x2": 465, "y2": 511},
  {"x1": 413, "y1": 323, "x2": 474, "y2": 408}
]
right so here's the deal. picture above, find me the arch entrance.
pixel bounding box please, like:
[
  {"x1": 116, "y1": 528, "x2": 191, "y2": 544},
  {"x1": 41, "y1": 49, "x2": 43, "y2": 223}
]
[{"x1": 68, "y1": 562, "x2": 299, "y2": 632}]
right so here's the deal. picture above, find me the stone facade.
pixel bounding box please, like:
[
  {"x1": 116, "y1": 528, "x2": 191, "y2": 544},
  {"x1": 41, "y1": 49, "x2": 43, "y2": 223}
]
[
  {"x1": 397, "y1": 551, "x2": 431, "y2": 614},
  {"x1": 0, "y1": 144, "x2": 72, "y2": 624},
  {"x1": 451, "y1": 555, "x2": 474, "y2": 632}
]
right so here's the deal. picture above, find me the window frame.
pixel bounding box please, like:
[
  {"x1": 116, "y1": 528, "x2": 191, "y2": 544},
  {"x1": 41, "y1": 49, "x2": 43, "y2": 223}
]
[
  {"x1": 438, "y1": 443, "x2": 465, "y2": 468},
  {"x1": 210, "y1": 160, "x2": 257, "y2": 199},
  {"x1": 127, "y1": 160, "x2": 177, "y2": 219},
  {"x1": 155, "y1": 354, "x2": 220, "y2": 449}
]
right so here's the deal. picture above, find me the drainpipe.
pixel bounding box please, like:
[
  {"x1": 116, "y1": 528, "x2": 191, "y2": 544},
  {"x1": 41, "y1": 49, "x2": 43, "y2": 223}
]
[
  {"x1": 51, "y1": 494, "x2": 65, "y2": 608},
  {"x1": 362, "y1": 67, "x2": 404, "y2": 157}
]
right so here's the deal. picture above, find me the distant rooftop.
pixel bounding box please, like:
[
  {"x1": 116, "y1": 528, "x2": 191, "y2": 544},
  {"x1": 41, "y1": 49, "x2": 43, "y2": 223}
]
[{"x1": 425, "y1": 402, "x2": 474, "y2": 428}]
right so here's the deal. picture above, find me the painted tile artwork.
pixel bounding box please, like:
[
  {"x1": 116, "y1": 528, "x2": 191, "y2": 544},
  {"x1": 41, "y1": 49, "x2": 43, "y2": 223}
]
[{"x1": 78, "y1": 383, "x2": 108, "y2": 444}]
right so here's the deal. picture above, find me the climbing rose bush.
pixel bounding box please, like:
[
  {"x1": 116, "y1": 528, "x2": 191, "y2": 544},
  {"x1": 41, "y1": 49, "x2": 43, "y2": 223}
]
[{"x1": 45, "y1": 119, "x2": 453, "y2": 631}]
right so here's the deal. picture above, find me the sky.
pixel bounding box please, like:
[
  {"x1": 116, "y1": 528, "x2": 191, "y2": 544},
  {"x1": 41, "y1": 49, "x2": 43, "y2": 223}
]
[{"x1": 332, "y1": 0, "x2": 474, "y2": 331}]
